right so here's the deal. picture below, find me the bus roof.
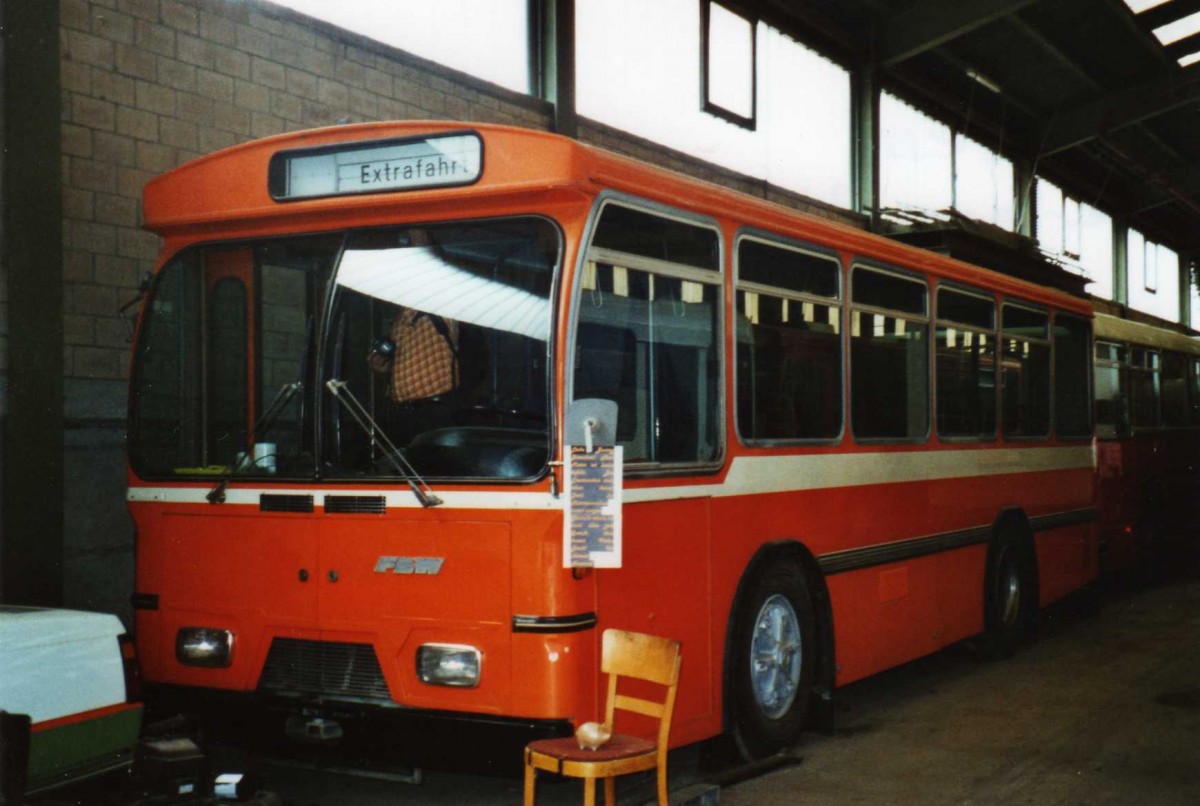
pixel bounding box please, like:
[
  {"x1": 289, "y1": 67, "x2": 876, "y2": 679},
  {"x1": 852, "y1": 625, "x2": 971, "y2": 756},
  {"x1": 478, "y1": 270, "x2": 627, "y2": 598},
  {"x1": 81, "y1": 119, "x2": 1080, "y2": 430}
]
[
  {"x1": 142, "y1": 120, "x2": 1091, "y2": 315},
  {"x1": 1094, "y1": 313, "x2": 1200, "y2": 356}
]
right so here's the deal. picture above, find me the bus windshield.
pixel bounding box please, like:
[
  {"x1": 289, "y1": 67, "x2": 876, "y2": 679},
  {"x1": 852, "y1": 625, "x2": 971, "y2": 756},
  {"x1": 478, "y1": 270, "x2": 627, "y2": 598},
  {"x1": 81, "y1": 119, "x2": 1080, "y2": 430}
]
[{"x1": 130, "y1": 217, "x2": 559, "y2": 482}]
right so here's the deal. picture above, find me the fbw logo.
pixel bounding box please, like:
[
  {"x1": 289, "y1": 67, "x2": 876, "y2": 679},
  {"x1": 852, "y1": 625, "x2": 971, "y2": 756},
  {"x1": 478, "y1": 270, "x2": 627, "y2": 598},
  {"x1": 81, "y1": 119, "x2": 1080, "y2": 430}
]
[{"x1": 374, "y1": 556, "x2": 445, "y2": 575}]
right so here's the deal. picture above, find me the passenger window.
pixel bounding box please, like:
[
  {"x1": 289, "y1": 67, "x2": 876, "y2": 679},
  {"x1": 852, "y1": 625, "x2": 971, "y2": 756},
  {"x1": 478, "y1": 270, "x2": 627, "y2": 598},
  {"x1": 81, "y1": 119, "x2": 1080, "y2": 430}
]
[
  {"x1": 1161, "y1": 351, "x2": 1189, "y2": 427},
  {"x1": 736, "y1": 237, "x2": 842, "y2": 442},
  {"x1": 1054, "y1": 314, "x2": 1092, "y2": 438},
  {"x1": 1191, "y1": 358, "x2": 1200, "y2": 426},
  {"x1": 851, "y1": 266, "x2": 929, "y2": 441},
  {"x1": 1129, "y1": 347, "x2": 1161, "y2": 428},
  {"x1": 1094, "y1": 341, "x2": 1128, "y2": 437},
  {"x1": 1001, "y1": 304, "x2": 1050, "y2": 439},
  {"x1": 574, "y1": 203, "x2": 722, "y2": 465},
  {"x1": 935, "y1": 287, "x2": 996, "y2": 440}
]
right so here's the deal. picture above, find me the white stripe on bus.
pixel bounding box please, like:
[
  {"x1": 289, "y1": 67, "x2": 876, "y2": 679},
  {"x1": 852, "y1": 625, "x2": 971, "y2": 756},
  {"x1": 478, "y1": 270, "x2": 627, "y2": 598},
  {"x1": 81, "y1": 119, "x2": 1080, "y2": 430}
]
[{"x1": 127, "y1": 445, "x2": 1094, "y2": 509}]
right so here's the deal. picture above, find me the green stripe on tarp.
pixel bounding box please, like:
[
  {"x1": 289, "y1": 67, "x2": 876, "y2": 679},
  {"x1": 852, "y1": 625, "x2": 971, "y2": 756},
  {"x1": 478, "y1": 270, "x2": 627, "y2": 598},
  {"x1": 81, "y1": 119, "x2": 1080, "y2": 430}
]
[{"x1": 26, "y1": 705, "x2": 142, "y2": 794}]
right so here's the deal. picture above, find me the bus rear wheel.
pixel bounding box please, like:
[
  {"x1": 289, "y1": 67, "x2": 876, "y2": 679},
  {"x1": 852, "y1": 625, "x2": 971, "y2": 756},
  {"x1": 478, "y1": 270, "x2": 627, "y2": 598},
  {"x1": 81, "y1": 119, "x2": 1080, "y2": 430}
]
[
  {"x1": 729, "y1": 562, "x2": 815, "y2": 760},
  {"x1": 979, "y1": 527, "x2": 1035, "y2": 658}
]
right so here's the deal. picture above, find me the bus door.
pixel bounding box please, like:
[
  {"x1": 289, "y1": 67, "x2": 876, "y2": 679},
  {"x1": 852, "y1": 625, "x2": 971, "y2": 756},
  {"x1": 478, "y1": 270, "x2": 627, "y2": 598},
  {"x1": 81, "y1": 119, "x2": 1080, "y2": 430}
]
[{"x1": 571, "y1": 201, "x2": 723, "y2": 735}]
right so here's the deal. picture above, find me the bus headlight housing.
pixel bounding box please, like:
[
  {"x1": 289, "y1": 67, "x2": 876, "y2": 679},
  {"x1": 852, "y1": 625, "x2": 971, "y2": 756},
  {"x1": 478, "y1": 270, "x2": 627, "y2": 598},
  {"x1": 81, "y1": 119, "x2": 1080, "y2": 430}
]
[
  {"x1": 417, "y1": 644, "x2": 481, "y2": 688},
  {"x1": 176, "y1": 627, "x2": 233, "y2": 668}
]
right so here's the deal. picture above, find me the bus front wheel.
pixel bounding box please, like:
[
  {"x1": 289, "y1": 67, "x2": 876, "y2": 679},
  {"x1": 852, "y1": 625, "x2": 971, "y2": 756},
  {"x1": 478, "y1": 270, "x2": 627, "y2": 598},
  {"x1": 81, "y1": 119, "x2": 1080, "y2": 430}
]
[{"x1": 729, "y1": 562, "x2": 815, "y2": 760}]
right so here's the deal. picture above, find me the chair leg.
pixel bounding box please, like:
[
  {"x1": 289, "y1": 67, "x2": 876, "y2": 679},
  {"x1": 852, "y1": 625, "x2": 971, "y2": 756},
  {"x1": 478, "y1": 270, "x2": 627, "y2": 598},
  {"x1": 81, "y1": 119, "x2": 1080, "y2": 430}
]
[
  {"x1": 656, "y1": 766, "x2": 669, "y2": 806},
  {"x1": 604, "y1": 776, "x2": 616, "y2": 805},
  {"x1": 584, "y1": 776, "x2": 597, "y2": 806},
  {"x1": 523, "y1": 763, "x2": 536, "y2": 806}
]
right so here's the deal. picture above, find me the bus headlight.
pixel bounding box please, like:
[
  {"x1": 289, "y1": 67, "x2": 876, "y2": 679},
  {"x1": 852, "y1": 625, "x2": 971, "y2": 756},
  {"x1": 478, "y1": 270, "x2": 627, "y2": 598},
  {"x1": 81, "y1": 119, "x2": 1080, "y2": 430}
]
[
  {"x1": 176, "y1": 627, "x2": 234, "y2": 668},
  {"x1": 417, "y1": 644, "x2": 481, "y2": 688}
]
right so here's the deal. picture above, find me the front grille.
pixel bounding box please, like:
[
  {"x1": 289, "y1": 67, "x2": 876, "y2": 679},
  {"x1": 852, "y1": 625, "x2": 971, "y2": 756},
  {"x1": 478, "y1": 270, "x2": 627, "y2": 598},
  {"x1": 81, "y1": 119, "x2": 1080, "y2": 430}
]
[
  {"x1": 258, "y1": 638, "x2": 392, "y2": 701},
  {"x1": 324, "y1": 495, "x2": 386, "y2": 514}
]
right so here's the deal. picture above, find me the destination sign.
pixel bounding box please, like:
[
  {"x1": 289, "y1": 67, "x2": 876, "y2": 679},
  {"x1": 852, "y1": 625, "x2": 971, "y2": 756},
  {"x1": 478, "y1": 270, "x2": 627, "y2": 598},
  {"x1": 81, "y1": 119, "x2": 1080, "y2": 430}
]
[{"x1": 270, "y1": 132, "x2": 482, "y2": 200}]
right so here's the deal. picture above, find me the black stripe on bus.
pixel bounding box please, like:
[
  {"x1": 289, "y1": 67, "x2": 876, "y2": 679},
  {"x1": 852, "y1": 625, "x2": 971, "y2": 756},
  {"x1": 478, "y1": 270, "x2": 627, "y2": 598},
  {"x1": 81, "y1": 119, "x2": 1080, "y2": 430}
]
[
  {"x1": 1029, "y1": 507, "x2": 1098, "y2": 532},
  {"x1": 818, "y1": 526, "x2": 993, "y2": 575},
  {"x1": 512, "y1": 613, "x2": 598, "y2": 634},
  {"x1": 817, "y1": 506, "x2": 1098, "y2": 576}
]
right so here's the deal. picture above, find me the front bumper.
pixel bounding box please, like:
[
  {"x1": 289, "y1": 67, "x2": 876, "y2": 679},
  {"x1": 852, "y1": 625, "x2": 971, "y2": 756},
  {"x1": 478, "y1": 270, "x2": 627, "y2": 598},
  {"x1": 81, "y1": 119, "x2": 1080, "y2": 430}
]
[{"x1": 145, "y1": 684, "x2": 571, "y2": 777}]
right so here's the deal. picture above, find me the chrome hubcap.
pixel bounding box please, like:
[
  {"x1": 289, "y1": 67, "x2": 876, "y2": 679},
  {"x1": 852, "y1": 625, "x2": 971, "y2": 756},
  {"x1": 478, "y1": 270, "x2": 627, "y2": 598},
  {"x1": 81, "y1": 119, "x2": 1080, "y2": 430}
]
[
  {"x1": 998, "y1": 549, "x2": 1021, "y2": 628},
  {"x1": 750, "y1": 594, "x2": 802, "y2": 719}
]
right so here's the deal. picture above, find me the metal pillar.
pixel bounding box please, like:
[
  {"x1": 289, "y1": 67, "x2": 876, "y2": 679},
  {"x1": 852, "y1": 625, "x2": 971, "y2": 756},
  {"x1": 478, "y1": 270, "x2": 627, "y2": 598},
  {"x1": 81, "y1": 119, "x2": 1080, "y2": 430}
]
[{"x1": 1, "y1": 0, "x2": 64, "y2": 605}]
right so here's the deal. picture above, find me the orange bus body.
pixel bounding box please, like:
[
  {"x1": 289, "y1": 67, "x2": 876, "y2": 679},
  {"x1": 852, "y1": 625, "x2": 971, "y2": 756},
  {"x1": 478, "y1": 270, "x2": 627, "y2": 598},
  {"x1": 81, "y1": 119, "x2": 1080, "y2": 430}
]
[{"x1": 129, "y1": 122, "x2": 1097, "y2": 764}]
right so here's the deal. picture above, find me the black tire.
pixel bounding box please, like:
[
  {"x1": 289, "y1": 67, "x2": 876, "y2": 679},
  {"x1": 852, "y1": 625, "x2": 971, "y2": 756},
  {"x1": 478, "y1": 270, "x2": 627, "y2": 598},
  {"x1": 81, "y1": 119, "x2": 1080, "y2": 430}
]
[
  {"x1": 728, "y1": 561, "x2": 816, "y2": 760},
  {"x1": 978, "y1": 527, "x2": 1035, "y2": 659}
]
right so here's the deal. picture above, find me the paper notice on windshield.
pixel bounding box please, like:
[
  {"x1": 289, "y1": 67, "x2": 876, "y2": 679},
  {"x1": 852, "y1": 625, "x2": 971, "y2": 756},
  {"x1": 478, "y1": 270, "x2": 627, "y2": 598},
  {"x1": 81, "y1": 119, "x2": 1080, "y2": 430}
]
[{"x1": 564, "y1": 445, "x2": 622, "y2": 568}]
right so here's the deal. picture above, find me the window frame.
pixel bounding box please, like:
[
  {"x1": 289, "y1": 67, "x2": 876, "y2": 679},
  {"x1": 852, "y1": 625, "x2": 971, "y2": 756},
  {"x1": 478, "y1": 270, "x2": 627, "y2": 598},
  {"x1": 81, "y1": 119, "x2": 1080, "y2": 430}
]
[
  {"x1": 1128, "y1": 345, "x2": 1163, "y2": 430},
  {"x1": 933, "y1": 281, "x2": 998, "y2": 444},
  {"x1": 999, "y1": 299, "x2": 1052, "y2": 442},
  {"x1": 848, "y1": 261, "x2": 931, "y2": 445},
  {"x1": 700, "y1": 0, "x2": 758, "y2": 130},
  {"x1": 566, "y1": 192, "x2": 726, "y2": 477},
  {"x1": 1052, "y1": 311, "x2": 1094, "y2": 441},
  {"x1": 1093, "y1": 339, "x2": 1129, "y2": 439},
  {"x1": 732, "y1": 228, "x2": 844, "y2": 447}
]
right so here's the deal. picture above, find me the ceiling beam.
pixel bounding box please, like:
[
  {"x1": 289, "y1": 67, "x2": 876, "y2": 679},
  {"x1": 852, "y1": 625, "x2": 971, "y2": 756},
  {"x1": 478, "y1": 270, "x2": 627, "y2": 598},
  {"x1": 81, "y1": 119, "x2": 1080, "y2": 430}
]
[
  {"x1": 1131, "y1": 163, "x2": 1200, "y2": 213},
  {"x1": 879, "y1": 0, "x2": 1040, "y2": 66},
  {"x1": 1040, "y1": 64, "x2": 1200, "y2": 156}
]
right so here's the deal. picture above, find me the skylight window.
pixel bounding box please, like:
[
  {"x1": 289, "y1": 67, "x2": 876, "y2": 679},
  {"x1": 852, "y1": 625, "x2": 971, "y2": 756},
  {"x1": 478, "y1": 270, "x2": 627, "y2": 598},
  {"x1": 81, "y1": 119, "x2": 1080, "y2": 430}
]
[
  {"x1": 1123, "y1": 0, "x2": 1170, "y2": 13},
  {"x1": 270, "y1": 0, "x2": 531, "y2": 94},
  {"x1": 1152, "y1": 10, "x2": 1200, "y2": 45},
  {"x1": 576, "y1": 1, "x2": 850, "y2": 207},
  {"x1": 1128, "y1": 228, "x2": 1180, "y2": 321},
  {"x1": 703, "y1": 2, "x2": 757, "y2": 128}
]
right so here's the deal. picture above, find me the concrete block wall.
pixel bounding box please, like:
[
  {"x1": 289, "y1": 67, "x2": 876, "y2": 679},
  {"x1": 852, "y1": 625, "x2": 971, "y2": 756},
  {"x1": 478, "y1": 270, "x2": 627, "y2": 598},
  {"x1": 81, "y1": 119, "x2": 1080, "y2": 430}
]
[{"x1": 50, "y1": 0, "x2": 860, "y2": 622}]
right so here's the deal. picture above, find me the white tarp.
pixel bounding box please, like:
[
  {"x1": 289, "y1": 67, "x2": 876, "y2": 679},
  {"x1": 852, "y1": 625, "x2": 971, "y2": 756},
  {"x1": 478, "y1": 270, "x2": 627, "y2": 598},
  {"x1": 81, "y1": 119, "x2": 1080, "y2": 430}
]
[
  {"x1": 0, "y1": 607, "x2": 127, "y2": 723},
  {"x1": 336, "y1": 246, "x2": 550, "y2": 341}
]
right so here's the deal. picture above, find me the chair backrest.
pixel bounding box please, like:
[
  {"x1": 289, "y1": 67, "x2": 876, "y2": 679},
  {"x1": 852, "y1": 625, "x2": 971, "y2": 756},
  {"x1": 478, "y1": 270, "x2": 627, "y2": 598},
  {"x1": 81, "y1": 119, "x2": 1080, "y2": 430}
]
[{"x1": 601, "y1": 629, "x2": 682, "y2": 754}]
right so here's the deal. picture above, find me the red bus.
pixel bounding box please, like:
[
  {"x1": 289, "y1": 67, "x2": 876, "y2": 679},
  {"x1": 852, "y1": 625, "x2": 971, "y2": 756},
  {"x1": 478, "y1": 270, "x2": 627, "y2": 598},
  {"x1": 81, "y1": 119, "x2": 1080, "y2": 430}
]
[
  {"x1": 1093, "y1": 309, "x2": 1200, "y2": 573},
  {"x1": 128, "y1": 122, "x2": 1098, "y2": 767}
]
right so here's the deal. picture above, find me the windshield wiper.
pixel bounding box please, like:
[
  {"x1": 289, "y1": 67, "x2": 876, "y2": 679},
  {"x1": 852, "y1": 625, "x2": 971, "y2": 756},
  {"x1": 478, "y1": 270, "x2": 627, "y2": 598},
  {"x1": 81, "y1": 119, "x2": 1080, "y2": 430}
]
[
  {"x1": 207, "y1": 381, "x2": 302, "y2": 504},
  {"x1": 324, "y1": 380, "x2": 442, "y2": 508}
]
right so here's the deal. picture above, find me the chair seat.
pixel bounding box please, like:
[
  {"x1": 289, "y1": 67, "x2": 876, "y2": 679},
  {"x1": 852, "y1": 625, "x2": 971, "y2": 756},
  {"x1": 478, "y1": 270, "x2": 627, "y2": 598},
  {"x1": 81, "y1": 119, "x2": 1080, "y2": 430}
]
[{"x1": 527, "y1": 733, "x2": 656, "y2": 764}]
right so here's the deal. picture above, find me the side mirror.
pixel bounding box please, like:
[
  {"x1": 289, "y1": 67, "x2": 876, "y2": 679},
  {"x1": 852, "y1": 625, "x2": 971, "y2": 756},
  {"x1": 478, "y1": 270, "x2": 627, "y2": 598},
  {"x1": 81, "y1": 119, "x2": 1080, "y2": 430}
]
[{"x1": 565, "y1": 399, "x2": 618, "y2": 451}]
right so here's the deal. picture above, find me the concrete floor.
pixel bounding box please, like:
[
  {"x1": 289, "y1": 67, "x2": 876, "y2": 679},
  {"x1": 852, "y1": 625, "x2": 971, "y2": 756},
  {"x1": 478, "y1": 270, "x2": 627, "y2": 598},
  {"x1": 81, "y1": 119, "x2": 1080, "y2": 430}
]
[{"x1": 720, "y1": 572, "x2": 1200, "y2": 805}]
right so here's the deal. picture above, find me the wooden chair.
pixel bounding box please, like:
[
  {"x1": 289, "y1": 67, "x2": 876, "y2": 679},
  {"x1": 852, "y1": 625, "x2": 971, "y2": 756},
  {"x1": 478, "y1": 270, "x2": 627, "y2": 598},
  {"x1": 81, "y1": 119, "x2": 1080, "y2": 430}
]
[{"x1": 523, "y1": 629, "x2": 682, "y2": 806}]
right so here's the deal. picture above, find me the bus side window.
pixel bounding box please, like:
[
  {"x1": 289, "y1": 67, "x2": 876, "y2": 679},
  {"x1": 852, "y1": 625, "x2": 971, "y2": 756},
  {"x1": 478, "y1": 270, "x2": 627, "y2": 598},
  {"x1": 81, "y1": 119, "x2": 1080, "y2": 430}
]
[
  {"x1": 1000, "y1": 303, "x2": 1051, "y2": 440},
  {"x1": 1161, "y1": 350, "x2": 1189, "y2": 427},
  {"x1": 1129, "y1": 347, "x2": 1161, "y2": 429},
  {"x1": 850, "y1": 266, "x2": 929, "y2": 441},
  {"x1": 935, "y1": 287, "x2": 996, "y2": 440},
  {"x1": 1094, "y1": 341, "x2": 1129, "y2": 438},
  {"x1": 735, "y1": 236, "x2": 842, "y2": 442},
  {"x1": 575, "y1": 203, "x2": 722, "y2": 466},
  {"x1": 1191, "y1": 358, "x2": 1200, "y2": 426},
  {"x1": 1054, "y1": 313, "x2": 1092, "y2": 438}
]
